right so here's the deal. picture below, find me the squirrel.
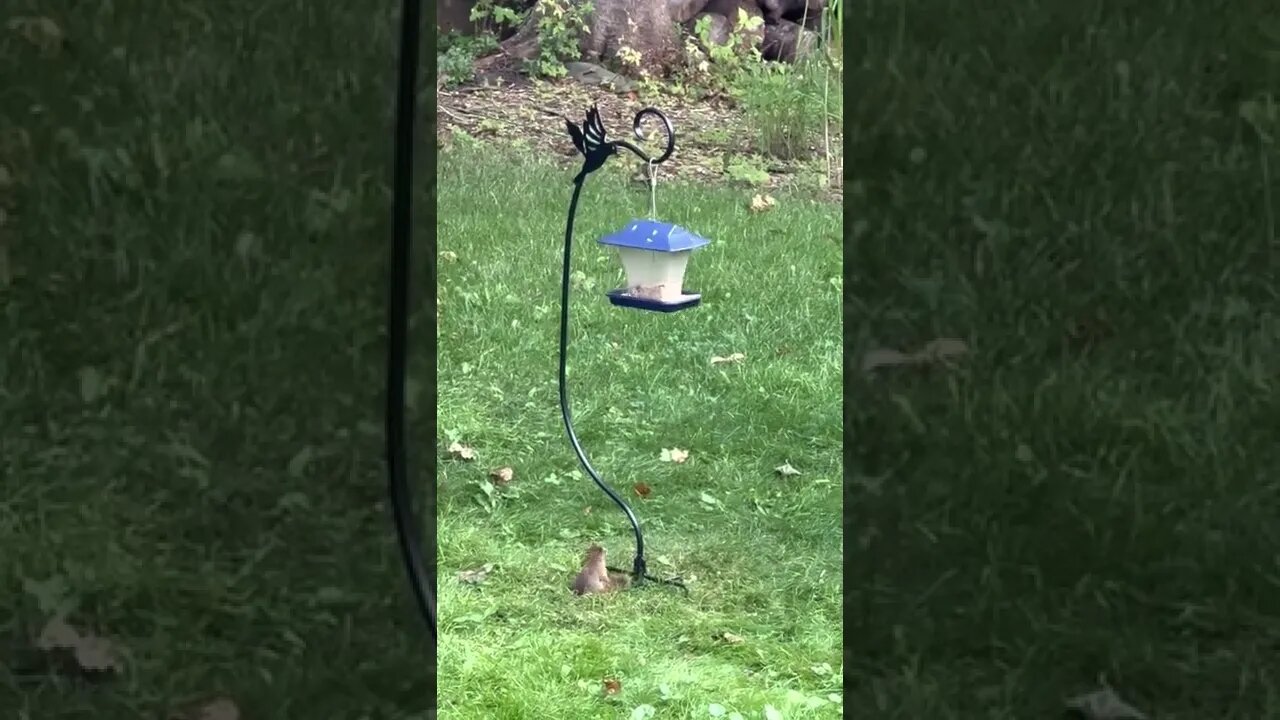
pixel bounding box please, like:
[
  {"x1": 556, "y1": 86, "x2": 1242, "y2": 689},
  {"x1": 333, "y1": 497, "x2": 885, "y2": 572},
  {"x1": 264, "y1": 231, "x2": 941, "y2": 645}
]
[{"x1": 571, "y1": 544, "x2": 632, "y2": 595}]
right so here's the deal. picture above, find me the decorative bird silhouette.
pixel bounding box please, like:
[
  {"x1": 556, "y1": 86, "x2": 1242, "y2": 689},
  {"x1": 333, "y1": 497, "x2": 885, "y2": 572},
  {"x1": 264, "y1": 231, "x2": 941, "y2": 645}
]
[
  {"x1": 560, "y1": 104, "x2": 617, "y2": 184},
  {"x1": 539, "y1": 103, "x2": 676, "y2": 185}
]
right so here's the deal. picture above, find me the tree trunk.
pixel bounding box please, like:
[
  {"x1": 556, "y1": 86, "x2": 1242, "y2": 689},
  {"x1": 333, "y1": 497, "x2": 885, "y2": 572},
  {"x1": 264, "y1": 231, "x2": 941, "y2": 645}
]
[
  {"x1": 668, "y1": 0, "x2": 711, "y2": 23},
  {"x1": 438, "y1": 0, "x2": 478, "y2": 35},
  {"x1": 686, "y1": 0, "x2": 765, "y2": 53},
  {"x1": 501, "y1": 0, "x2": 682, "y2": 75},
  {"x1": 761, "y1": 18, "x2": 818, "y2": 62}
]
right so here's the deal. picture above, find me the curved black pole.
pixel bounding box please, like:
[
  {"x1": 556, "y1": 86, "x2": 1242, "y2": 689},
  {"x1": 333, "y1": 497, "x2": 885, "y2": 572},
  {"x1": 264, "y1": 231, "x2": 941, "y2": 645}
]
[
  {"x1": 557, "y1": 105, "x2": 687, "y2": 591},
  {"x1": 387, "y1": 0, "x2": 436, "y2": 638},
  {"x1": 558, "y1": 177, "x2": 649, "y2": 581}
]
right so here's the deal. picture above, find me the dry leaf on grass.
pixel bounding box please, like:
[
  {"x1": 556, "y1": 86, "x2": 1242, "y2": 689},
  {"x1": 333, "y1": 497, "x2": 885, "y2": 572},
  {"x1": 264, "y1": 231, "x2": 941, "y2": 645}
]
[
  {"x1": 7, "y1": 16, "x2": 65, "y2": 55},
  {"x1": 659, "y1": 448, "x2": 689, "y2": 463},
  {"x1": 446, "y1": 441, "x2": 476, "y2": 461},
  {"x1": 710, "y1": 352, "x2": 746, "y2": 365},
  {"x1": 774, "y1": 462, "x2": 801, "y2": 477},
  {"x1": 35, "y1": 616, "x2": 124, "y2": 676},
  {"x1": 1065, "y1": 688, "x2": 1148, "y2": 720},
  {"x1": 36, "y1": 617, "x2": 80, "y2": 649},
  {"x1": 489, "y1": 466, "x2": 514, "y2": 485},
  {"x1": 919, "y1": 338, "x2": 969, "y2": 360},
  {"x1": 633, "y1": 482, "x2": 652, "y2": 498},
  {"x1": 456, "y1": 563, "x2": 495, "y2": 584},
  {"x1": 749, "y1": 194, "x2": 776, "y2": 212},
  {"x1": 168, "y1": 696, "x2": 242, "y2": 720},
  {"x1": 861, "y1": 338, "x2": 970, "y2": 372}
]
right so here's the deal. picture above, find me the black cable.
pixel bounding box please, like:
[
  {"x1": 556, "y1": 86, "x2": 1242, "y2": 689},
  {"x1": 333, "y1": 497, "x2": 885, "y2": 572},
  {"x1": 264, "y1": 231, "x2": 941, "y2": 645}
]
[{"x1": 387, "y1": 0, "x2": 436, "y2": 638}]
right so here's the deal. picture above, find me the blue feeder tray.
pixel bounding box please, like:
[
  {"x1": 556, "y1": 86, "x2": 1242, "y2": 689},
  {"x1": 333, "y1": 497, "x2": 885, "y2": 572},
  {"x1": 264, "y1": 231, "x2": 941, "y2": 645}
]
[
  {"x1": 598, "y1": 220, "x2": 710, "y2": 313},
  {"x1": 605, "y1": 288, "x2": 702, "y2": 312}
]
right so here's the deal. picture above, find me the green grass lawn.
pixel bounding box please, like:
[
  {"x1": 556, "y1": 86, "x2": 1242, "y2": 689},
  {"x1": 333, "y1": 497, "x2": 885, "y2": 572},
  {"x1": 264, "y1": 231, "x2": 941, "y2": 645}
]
[
  {"x1": 1, "y1": 2, "x2": 439, "y2": 717},
  {"x1": 849, "y1": 2, "x2": 1280, "y2": 718},
  {"x1": 435, "y1": 145, "x2": 843, "y2": 719},
  {"x1": 1, "y1": 3, "x2": 842, "y2": 719}
]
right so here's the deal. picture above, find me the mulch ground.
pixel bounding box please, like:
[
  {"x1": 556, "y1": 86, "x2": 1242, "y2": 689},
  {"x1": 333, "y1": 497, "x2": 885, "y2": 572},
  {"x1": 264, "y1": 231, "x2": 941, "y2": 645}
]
[{"x1": 435, "y1": 56, "x2": 842, "y2": 202}]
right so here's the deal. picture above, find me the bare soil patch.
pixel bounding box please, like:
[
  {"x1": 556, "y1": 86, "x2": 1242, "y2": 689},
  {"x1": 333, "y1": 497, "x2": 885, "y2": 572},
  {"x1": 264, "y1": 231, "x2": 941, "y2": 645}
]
[{"x1": 436, "y1": 59, "x2": 842, "y2": 202}]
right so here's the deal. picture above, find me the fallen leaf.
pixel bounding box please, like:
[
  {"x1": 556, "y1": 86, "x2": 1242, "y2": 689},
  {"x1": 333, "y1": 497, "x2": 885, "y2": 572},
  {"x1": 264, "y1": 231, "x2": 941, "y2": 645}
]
[
  {"x1": 719, "y1": 631, "x2": 744, "y2": 644},
  {"x1": 77, "y1": 366, "x2": 107, "y2": 403},
  {"x1": 35, "y1": 617, "x2": 80, "y2": 650},
  {"x1": 774, "y1": 462, "x2": 801, "y2": 477},
  {"x1": 286, "y1": 446, "x2": 314, "y2": 478},
  {"x1": 749, "y1": 193, "x2": 776, "y2": 212},
  {"x1": 440, "y1": 250, "x2": 459, "y2": 262},
  {"x1": 7, "y1": 16, "x2": 65, "y2": 55},
  {"x1": 659, "y1": 447, "x2": 689, "y2": 464},
  {"x1": 72, "y1": 635, "x2": 122, "y2": 673},
  {"x1": 603, "y1": 677, "x2": 623, "y2": 695},
  {"x1": 699, "y1": 491, "x2": 720, "y2": 506},
  {"x1": 1065, "y1": 688, "x2": 1148, "y2": 720},
  {"x1": 861, "y1": 338, "x2": 970, "y2": 372},
  {"x1": 456, "y1": 563, "x2": 494, "y2": 584},
  {"x1": 489, "y1": 466, "x2": 514, "y2": 485},
  {"x1": 920, "y1": 338, "x2": 969, "y2": 361},
  {"x1": 633, "y1": 482, "x2": 652, "y2": 498},
  {"x1": 446, "y1": 441, "x2": 476, "y2": 461},
  {"x1": 35, "y1": 616, "x2": 124, "y2": 675},
  {"x1": 168, "y1": 696, "x2": 241, "y2": 720},
  {"x1": 860, "y1": 348, "x2": 913, "y2": 371},
  {"x1": 710, "y1": 352, "x2": 746, "y2": 365},
  {"x1": 194, "y1": 698, "x2": 241, "y2": 720}
]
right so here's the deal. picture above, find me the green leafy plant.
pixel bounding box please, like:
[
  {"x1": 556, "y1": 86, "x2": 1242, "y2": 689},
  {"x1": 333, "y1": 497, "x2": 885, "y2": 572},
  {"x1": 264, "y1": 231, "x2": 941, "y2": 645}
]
[
  {"x1": 527, "y1": 0, "x2": 593, "y2": 78},
  {"x1": 785, "y1": 0, "x2": 844, "y2": 183},
  {"x1": 825, "y1": 0, "x2": 843, "y2": 56},
  {"x1": 438, "y1": 33, "x2": 499, "y2": 87},
  {"x1": 684, "y1": 9, "x2": 764, "y2": 91},
  {"x1": 733, "y1": 62, "x2": 824, "y2": 160},
  {"x1": 725, "y1": 155, "x2": 771, "y2": 185},
  {"x1": 469, "y1": 0, "x2": 524, "y2": 34}
]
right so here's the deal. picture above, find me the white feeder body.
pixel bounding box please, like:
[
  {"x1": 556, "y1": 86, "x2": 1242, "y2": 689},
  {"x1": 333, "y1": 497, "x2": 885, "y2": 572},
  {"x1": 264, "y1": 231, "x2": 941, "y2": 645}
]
[{"x1": 616, "y1": 247, "x2": 691, "y2": 302}]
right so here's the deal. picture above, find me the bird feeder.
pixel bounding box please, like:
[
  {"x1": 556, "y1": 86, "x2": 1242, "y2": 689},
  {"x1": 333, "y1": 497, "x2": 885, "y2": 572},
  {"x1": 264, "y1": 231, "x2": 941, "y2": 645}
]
[{"x1": 598, "y1": 218, "x2": 710, "y2": 312}]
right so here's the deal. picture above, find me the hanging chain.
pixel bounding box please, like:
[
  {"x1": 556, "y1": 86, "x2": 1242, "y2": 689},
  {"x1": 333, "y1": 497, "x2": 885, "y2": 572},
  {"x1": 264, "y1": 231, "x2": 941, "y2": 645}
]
[{"x1": 647, "y1": 159, "x2": 658, "y2": 218}]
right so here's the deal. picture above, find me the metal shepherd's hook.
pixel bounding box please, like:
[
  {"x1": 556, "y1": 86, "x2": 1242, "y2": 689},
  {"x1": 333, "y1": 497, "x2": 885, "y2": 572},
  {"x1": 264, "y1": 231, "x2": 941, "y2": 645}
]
[{"x1": 555, "y1": 104, "x2": 687, "y2": 592}]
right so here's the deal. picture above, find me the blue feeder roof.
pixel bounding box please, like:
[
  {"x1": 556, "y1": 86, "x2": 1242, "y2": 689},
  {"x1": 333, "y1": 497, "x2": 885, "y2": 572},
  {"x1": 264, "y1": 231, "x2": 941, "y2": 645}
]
[{"x1": 597, "y1": 219, "x2": 710, "y2": 253}]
